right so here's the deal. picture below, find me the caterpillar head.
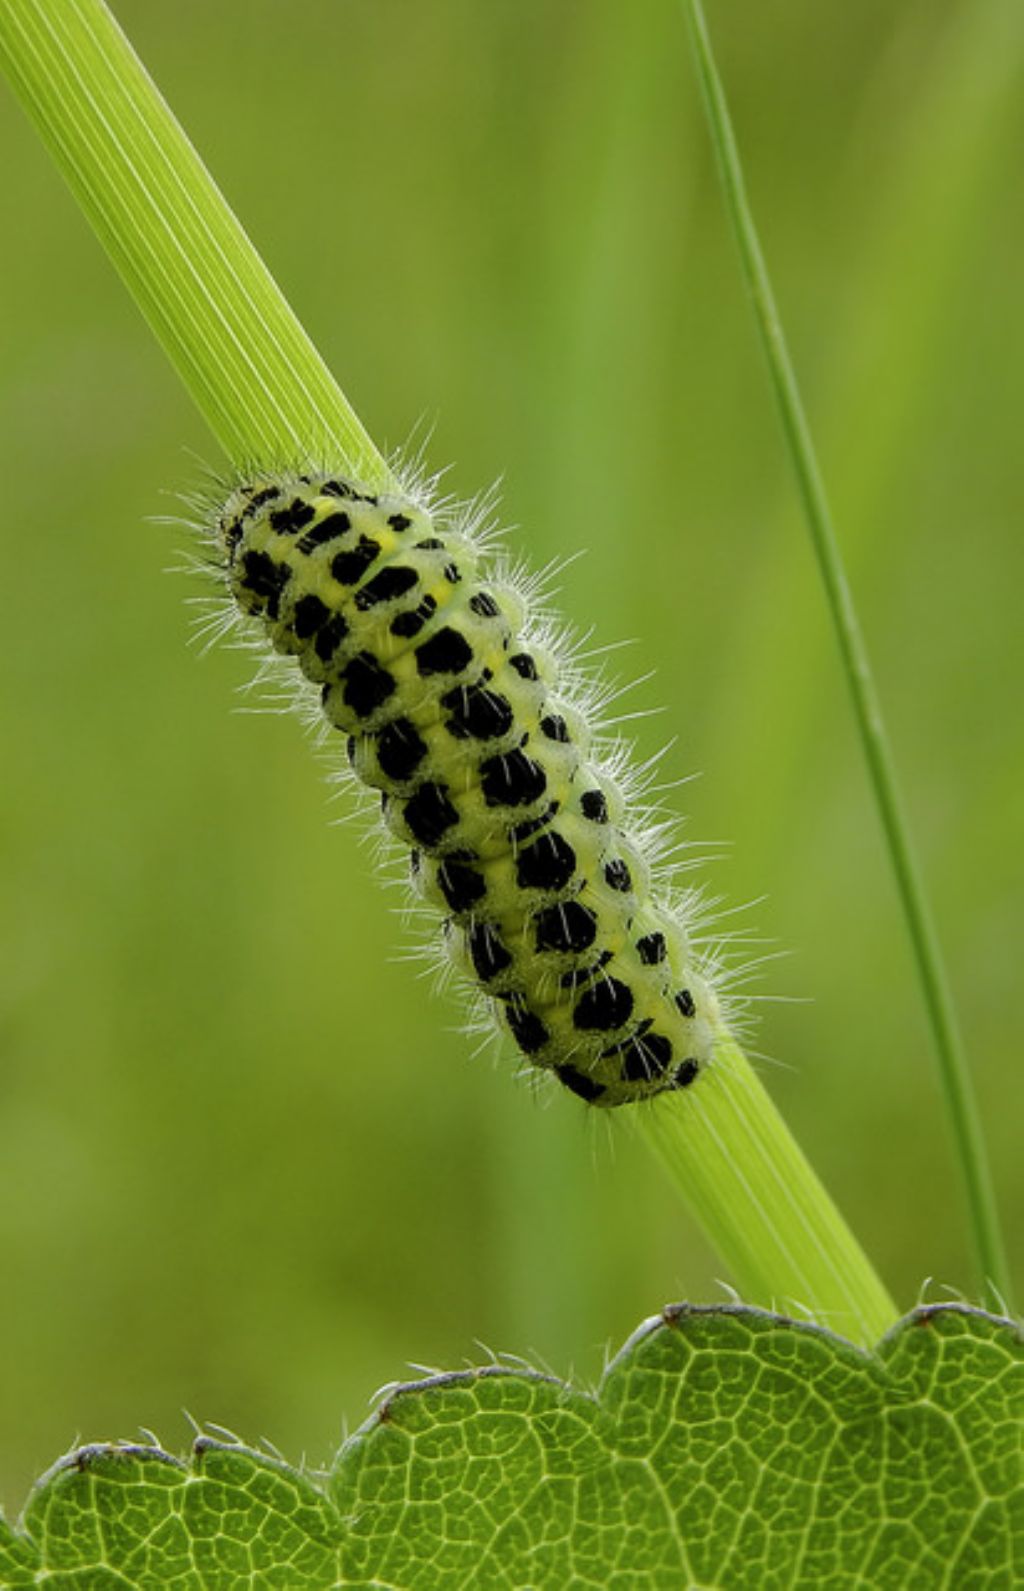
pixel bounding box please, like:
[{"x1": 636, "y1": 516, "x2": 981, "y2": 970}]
[{"x1": 217, "y1": 478, "x2": 287, "y2": 565}]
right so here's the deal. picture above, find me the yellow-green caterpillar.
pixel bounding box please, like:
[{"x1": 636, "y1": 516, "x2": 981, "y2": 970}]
[{"x1": 213, "y1": 469, "x2": 720, "y2": 1106}]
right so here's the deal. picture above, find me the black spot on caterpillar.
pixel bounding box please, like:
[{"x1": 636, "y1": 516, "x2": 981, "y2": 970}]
[{"x1": 212, "y1": 470, "x2": 720, "y2": 1106}]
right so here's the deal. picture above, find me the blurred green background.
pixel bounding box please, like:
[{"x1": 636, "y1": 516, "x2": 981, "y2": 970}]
[{"x1": 1, "y1": 0, "x2": 1020, "y2": 1515}]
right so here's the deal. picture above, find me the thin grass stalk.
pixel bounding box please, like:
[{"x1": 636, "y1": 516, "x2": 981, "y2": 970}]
[{"x1": 684, "y1": 0, "x2": 1013, "y2": 1315}]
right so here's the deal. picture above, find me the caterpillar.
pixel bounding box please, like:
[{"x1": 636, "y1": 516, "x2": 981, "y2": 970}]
[{"x1": 212, "y1": 468, "x2": 721, "y2": 1106}]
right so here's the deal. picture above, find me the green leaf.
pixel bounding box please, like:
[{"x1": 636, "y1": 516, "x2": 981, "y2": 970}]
[{"x1": 2, "y1": 1305, "x2": 1018, "y2": 1588}]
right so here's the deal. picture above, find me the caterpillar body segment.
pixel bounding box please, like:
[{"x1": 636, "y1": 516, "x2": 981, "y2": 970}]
[{"x1": 217, "y1": 470, "x2": 719, "y2": 1106}]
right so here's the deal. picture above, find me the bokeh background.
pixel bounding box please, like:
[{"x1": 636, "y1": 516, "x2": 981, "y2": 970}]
[{"x1": 1, "y1": 0, "x2": 1021, "y2": 1515}]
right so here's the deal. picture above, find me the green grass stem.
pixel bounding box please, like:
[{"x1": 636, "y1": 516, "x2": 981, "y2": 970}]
[
  {"x1": 639, "y1": 1036, "x2": 898, "y2": 1345},
  {"x1": 0, "y1": 0, "x2": 389, "y2": 483},
  {"x1": 1, "y1": 0, "x2": 900, "y2": 1341},
  {"x1": 685, "y1": 0, "x2": 1013, "y2": 1316}
]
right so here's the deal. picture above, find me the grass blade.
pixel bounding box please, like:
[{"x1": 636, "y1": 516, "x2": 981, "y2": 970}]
[
  {"x1": 684, "y1": 0, "x2": 1013, "y2": 1314},
  {"x1": 640, "y1": 1036, "x2": 898, "y2": 1344},
  {"x1": 0, "y1": 0, "x2": 389, "y2": 479},
  {"x1": 0, "y1": 0, "x2": 901, "y2": 1339}
]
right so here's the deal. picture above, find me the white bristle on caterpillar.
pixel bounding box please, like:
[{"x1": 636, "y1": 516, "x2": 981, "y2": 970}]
[{"x1": 202, "y1": 465, "x2": 723, "y2": 1106}]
